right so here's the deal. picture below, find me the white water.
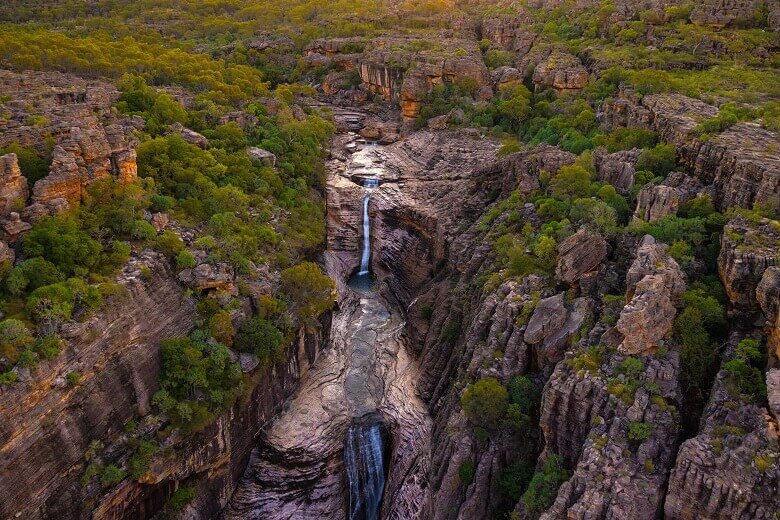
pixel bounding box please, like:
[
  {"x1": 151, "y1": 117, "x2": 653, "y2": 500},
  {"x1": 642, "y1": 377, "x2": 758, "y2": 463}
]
[
  {"x1": 358, "y1": 177, "x2": 379, "y2": 275},
  {"x1": 345, "y1": 422, "x2": 385, "y2": 520}
]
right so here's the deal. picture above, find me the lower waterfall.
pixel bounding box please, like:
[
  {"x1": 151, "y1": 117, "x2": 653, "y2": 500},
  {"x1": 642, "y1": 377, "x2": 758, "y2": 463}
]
[{"x1": 344, "y1": 417, "x2": 388, "y2": 520}]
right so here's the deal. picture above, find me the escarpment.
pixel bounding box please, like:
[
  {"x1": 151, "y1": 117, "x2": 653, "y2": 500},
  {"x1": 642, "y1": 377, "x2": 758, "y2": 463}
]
[{"x1": 0, "y1": 256, "x2": 195, "y2": 519}]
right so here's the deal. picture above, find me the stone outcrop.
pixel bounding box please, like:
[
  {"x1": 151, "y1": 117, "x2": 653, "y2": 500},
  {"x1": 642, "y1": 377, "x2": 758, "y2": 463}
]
[
  {"x1": 593, "y1": 147, "x2": 640, "y2": 195},
  {"x1": 247, "y1": 147, "x2": 276, "y2": 167},
  {"x1": 616, "y1": 236, "x2": 686, "y2": 355},
  {"x1": 664, "y1": 335, "x2": 780, "y2": 520},
  {"x1": 757, "y1": 266, "x2": 780, "y2": 361},
  {"x1": 634, "y1": 184, "x2": 682, "y2": 221},
  {"x1": 356, "y1": 37, "x2": 491, "y2": 120},
  {"x1": 522, "y1": 293, "x2": 595, "y2": 367},
  {"x1": 691, "y1": 0, "x2": 769, "y2": 28},
  {"x1": 556, "y1": 229, "x2": 608, "y2": 285},
  {"x1": 171, "y1": 122, "x2": 208, "y2": 148},
  {"x1": 32, "y1": 119, "x2": 137, "y2": 205},
  {"x1": 0, "y1": 153, "x2": 28, "y2": 216},
  {"x1": 717, "y1": 216, "x2": 780, "y2": 314},
  {"x1": 481, "y1": 17, "x2": 536, "y2": 56},
  {"x1": 601, "y1": 90, "x2": 780, "y2": 211},
  {"x1": 532, "y1": 50, "x2": 589, "y2": 92}
]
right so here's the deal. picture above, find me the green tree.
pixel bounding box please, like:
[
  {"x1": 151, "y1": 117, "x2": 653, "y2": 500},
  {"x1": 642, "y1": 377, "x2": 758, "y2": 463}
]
[
  {"x1": 521, "y1": 453, "x2": 569, "y2": 519},
  {"x1": 22, "y1": 217, "x2": 102, "y2": 276},
  {"x1": 461, "y1": 376, "x2": 509, "y2": 428},
  {"x1": 280, "y1": 262, "x2": 334, "y2": 326}
]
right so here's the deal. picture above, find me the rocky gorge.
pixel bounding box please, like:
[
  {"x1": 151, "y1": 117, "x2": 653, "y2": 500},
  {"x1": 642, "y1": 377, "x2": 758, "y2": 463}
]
[{"x1": 0, "y1": 0, "x2": 779, "y2": 518}]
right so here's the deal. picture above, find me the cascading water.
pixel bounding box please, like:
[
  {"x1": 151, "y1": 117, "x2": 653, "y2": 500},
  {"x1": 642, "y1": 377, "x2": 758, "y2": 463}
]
[
  {"x1": 344, "y1": 418, "x2": 387, "y2": 520},
  {"x1": 358, "y1": 178, "x2": 379, "y2": 275},
  {"x1": 349, "y1": 173, "x2": 379, "y2": 292}
]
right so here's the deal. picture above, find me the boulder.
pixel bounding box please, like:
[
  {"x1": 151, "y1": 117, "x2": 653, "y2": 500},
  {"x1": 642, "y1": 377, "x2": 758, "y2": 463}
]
[
  {"x1": 179, "y1": 262, "x2": 235, "y2": 293},
  {"x1": 170, "y1": 122, "x2": 208, "y2": 149},
  {"x1": 490, "y1": 66, "x2": 524, "y2": 89},
  {"x1": 524, "y1": 293, "x2": 567, "y2": 344},
  {"x1": 532, "y1": 50, "x2": 588, "y2": 92},
  {"x1": 1, "y1": 212, "x2": 31, "y2": 242},
  {"x1": 247, "y1": 147, "x2": 276, "y2": 167},
  {"x1": 150, "y1": 212, "x2": 169, "y2": 232},
  {"x1": 767, "y1": 368, "x2": 780, "y2": 421},
  {"x1": 556, "y1": 229, "x2": 607, "y2": 285}
]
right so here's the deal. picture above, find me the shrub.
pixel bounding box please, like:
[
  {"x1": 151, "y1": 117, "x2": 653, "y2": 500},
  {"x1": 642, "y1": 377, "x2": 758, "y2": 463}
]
[
  {"x1": 0, "y1": 319, "x2": 35, "y2": 366},
  {"x1": 508, "y1": 375, "x2": 540, "y2": 415},
  {"x1": 461, "y1": 376, "x2": 509, "y2": 428},
  {"x1": 66, "y1": 371, "x2": 81, "y2": 386},
  {"x1": 235, "y1": 317, "x2": 284, "y2": 363},
  {"x1": 131, "y1": 220, "x2": 157, "y2": 240},
  {"x1": 635, "y1": 144, "x2": 676, "y2": 177},
  {"x1": 154, "y1": 231, "x2": 185, "y2": 256},
  {"x1": 100, "y1": 464, "x2": 126, "y2": 487},
  {"x1": 22, "y1": 217, "x2": 102, "y2": 276},
  {"x1": 594, "y1": 127, "x2": 657, "y2": 152},
  {"x1": 628, "y1": 421, "x2": 652, "y2": 441},
  {"x1": 175, "y1": 250, "x2": 197, "y2": 270},
  {"x1": 618, "y1": 357, "x2": 645, "y2": 379},
  {"x1": 168, "y1": 486, "x2": 196, "y2": 512},
  {"x1": 6, "y1": 257, "x2": 65, "y2": 296},
  {"x1": 153, "y1": 333, "x2": 243, "y2": 432},
  {"x1": 208, "y1": 310, "x2": 235, "y2": 347},
  {"x1": 128, "y1": 440, "x2": 158, "y2": 480},
  {"x1": 280, "y1": 262, "x2": 334, "y2": 326},
  {"x1": 459, "y1": 460, "x2": 475, "y2": 485},
  {"x1": 0, "y1": 142, "x2": 51, "y2": 183},
  {"x1": 521, "y1": 454, "x2": 569, "y2": 519}
]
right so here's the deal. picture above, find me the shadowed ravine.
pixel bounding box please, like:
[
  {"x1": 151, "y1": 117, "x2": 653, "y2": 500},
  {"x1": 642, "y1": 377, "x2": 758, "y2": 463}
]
[{"x1": 222, "y1": 134, "x2": 431, "y2": 520}]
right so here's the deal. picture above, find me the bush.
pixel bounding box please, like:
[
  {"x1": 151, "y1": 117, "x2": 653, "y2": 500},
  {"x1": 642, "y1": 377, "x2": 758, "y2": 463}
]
[
  {"x1": 459, "y1": 460, "x2": 475, "y2": 485},
  {"x1": 153, "y1": 333, "x2": 243, "y2": 432},
  {"x1": 234, "y1": 317, "x2": 283, "y2": 363},
  {"x1": 594, "y1": 127, "x2": 657, "y2": 152},
  {"x1": 175, "y1": 250, "x2": 196, "y2": 270},
  {"x1": 635, "y1": 144, "x2": 676, "y2": 177},
  {"x1": 0, "y1": 142, "x2": 51, "y2": 183},
  {"x1": 280, "y1": 262, "x2": 334, "y2": 326},
  {"x1": 128, "y1": 440, "x2": 158, "y2": 480},
  {"x1": 168, "y1": 486, "x2": 196, "y2": 512},
  {"x1": 461, "y1": 377, "x2": 509, "y2": 428},
  {"x1": 22, "y1": 217, "x2": 102, "y2": 276},
  {"x1": 208, "y1": 310, "x2": 235, "y2": 346},
  {"x1": 0, "y1": 319, "x2": 35, "y2": 366},
  {"x1": 521, "y1": 453, "x2": 569, "y2": 519},
  {"x1": 100, "y1": 464, "x2": 126, "y2": 487},
  {"x1": 6, "y1": 257, "x2": 65, "y2": 296},
  {"x1": 628, "y1": 421, "x2": 652, "y2": 441},
  {"x1": 154, "y1": 231, "x2": 185, "y2": 256}
]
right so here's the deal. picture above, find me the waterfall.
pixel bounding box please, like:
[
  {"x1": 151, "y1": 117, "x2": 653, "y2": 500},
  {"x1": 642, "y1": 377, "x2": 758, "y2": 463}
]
[
  {"x1": 358, "y1": 178, "x2": 378, "y2": 275},
  {"x1": 345, "y1": 421, "x2": 386, "y2": 520}
]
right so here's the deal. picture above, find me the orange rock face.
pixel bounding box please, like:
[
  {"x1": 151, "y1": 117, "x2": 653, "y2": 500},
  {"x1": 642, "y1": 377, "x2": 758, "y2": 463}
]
[
  {"x1": 32, "y1": 119, "x2": 137, "y2": 205},
  {"x1": 0, "y1": 153, "x2": 29, "y2": 217}
]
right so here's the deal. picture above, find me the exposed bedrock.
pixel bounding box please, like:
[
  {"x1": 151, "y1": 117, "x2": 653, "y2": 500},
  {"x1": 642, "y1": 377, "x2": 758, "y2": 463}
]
[
  {"x1": 527, "y1": 236, "x2": 686, "y2": 520},
  {"x1": 601, "y1": 90, "x2": 780, "y2": 211},
  {"x1": 0, "y1": 256, "x2": 196, "y2": 519},
  {"x1": 664, "y1": 334, "x2": 780, "y2": 520}
]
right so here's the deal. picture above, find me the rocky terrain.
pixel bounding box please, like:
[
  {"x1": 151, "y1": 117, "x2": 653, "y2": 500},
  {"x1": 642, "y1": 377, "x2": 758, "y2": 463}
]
[{"x1": 0, "y1": 0, "x2": 778, "y2": 519}]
